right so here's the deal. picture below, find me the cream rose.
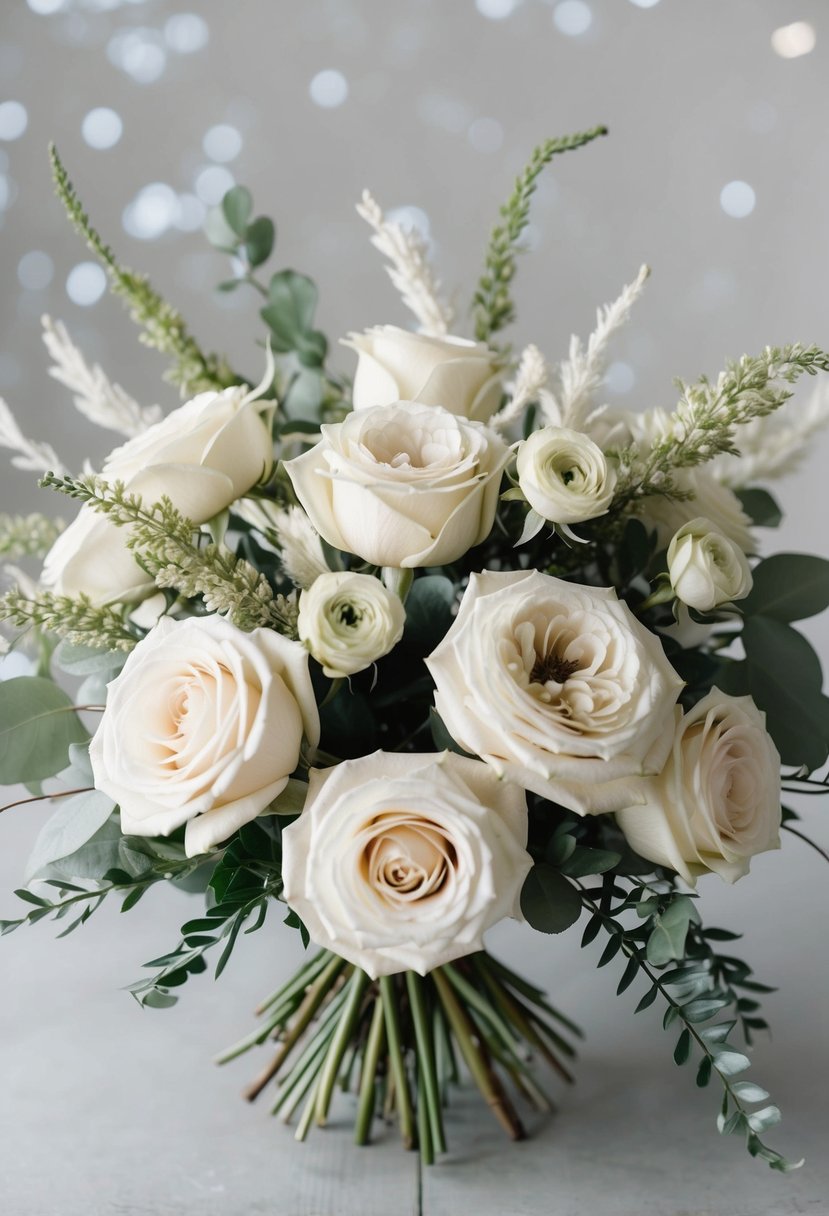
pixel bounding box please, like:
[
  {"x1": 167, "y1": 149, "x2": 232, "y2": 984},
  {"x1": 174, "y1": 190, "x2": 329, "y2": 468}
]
[
  {"x1": 516, "y1": 426, "x2": 616, "y2": 524},
  {"x1": 89, "y1": 614, "x2": 319, "y2": 858},
  {"x1": 283, "y1": 401, "x2": 509, "y2": 569},
  {"x1": 297, "y1": 571, "x2": 406, "y2": 677},
  {"x1": 426, "y1": 570, "x2": 684, "y2": 814},
  {"x1": 617, "y1": 689, "x2": 781, "y2": 884},
  {"x1": 667, "y1": 517, "x2": 753, "y2": 612},
  {"x1": 42, "y1": 387, "x2": 275, "y2": 604},
  {"x1": 344, "y1": 325, "x2": 502, "y2": 422},
  {"x1": 281, "y1": 750, "x2": 531, "y2": 977}
]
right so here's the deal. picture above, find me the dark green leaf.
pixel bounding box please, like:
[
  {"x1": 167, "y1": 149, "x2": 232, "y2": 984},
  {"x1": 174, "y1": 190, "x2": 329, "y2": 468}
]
[
  {"x1": 736, "y1": 488, "x2": 782, "y2": 529},
  {"x1": 520, "y1": 865, "x2": 582, "y2": 934},
  {"x1": 673, "y1": 1027, "x2": 691, "y2": 1065},
  {"x1": 560, "y1": 847, "x2": 622, "y2": 878},
  {"x1": 403, "y1": 576, "x2": 457, "y2": 653},
  {"x1": 634, "y1": 985, "x2": 658, "y2": 1013},
  {"x1": 580, "y1": 914, "x2": 602, "y2": 947},
  {"x1": 696, "y1": 1056, "x2": 712, "y2": 1087},
  {"x1": 742, "y1": 553, "x2": 829, "y2": 621},
  {"x1": 244, "y1": 216, "x2": 275, "y2": 267},
  {"x1": 596, "y1": 933, "x2": 622, "y2": 968},
  {"x1": 616, "y1": 955, "x2": 639, "y2": 995}
]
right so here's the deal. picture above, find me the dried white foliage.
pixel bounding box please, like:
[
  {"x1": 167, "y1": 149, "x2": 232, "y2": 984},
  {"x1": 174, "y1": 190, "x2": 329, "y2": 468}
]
[
  {"x1": 553, "y1": 264, "x2": 650, "y2": 431},
  {"x1": 42, "y1": 315, "x2": 162, "y2": 438},
  {"x1": 490, "y1": 344, "x2": 554, "y2": 432},
  {"x1": 235, "y1": 499, "x2": 329, "y2": 590},
  {"x1": 0, "y1": 397, "x2": 67, "y2": 476},
  {"x1": 357, "y1": 190, "x2": 454, "y2": 336},
  {"x1": 711, "y1": 378, "x2": 829, "y2": 486}
]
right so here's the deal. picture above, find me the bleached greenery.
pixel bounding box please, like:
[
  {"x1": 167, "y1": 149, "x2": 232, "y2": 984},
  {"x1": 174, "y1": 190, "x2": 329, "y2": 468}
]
[
  {"x1": 611, "y1": 344, "x2": 829, "y2": 507},
  {"x1": 472, "y1": 126, "x2": 608, "y2": 344},
  {"x1": 0, "y1": 397, "x2": 67, "y2": 477},
  {"x1": 50, "y1": 144, "x2": 237, "y2": 397},
  {"x1": 357, "y1": 190, "x2": 455, "y2": 336},
  {"x1": 0, "y1": 513, "x2": 64, "y2": 561},
  {"x1": 0, "y1": 586, "x2": 136, "y2": 651},
  {"x1": 712, "y1": 376, "x2": 829, "y2": 487},
  {"x1": 39, "y1": 473, "x2": 298, "y2": 636},
  {"x1": 490, "y1": 344, "x2": 551, "y2": 433},
  {"x1": 41, "y1": 315, "x2": 162, "y2": 438},
  {"x1": 235, "y1": 499, "x2": 329, "y2": 590}
]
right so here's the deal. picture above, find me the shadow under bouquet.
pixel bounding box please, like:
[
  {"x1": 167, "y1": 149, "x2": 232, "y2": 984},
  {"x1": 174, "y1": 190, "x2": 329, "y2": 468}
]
[{"x1": 2, "y1": 128, "x2": 829, "y2": 1170}]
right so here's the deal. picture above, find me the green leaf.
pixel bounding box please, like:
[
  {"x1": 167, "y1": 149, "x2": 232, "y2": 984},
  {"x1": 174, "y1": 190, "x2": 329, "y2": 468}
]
[
  {"x1": 732, "y1": 1081, "x2": 770, "y2": 1103},
  {"x1": 260, "y1": 270, "x2": 318, "y2": 352},
  {"x1": 616, "y1": 956, "x2": 639, "y2": 995},
  {"x1": 429, "y1": 709, "x2": 476, "y2": 759},
  {"x1": 696, "y1": 1056, "x2": 712, "y2": 1087},
  {"x1": 221, "y1": 185, "x2": 252, "y2": 237},
  {"x1": 634, "y1": 985, "x2": 658, "y2": 1013},
  {"x1": 683, "y1": 997, "x2": 730, "y2": 1023},
  {"x1": 244, "y1": 216, "x2": 275, "y2": 267},
  {"x1": 204, "y1": 206, "x2": 240, "y2": 251},
  {"x1": 520, "y1": 864, "x2": 582, "y2": 934},
  {"x1": 560, "y1": 847, "x2": 622, "y2": 878},
  {"x1": 736, "y1": 488, "x2": 782, "y2": 529},
  {"x1": 0, "y1": 677, "x2": 88, "y2": 783},
  {"x1": 673, "y1": 1027, "x2": 691, "y2": 1065},
  {"x1": 142, "y1": 989, "x2": 178, "y2": 1010},
  {"x1": 747, "y1": 1105, "x2": 782, "y2": 1132},
  {"x1": 742, "y1": 553, "x2": 829, "y2": 622},
  {"x1": 54, "y1": 641, "x2": 125, "y2": 678},
  {"x1": 403, "y1": 575, "x2": 457, "y2": 653},
  {"x1": 646, "y1": 895, "x2": 695, "y2": 967},
  {"x1": 283, "y1": 368, "x2": 324, "y2": 421},
  {"x1": 580, "y1": 914, "x2": 602, "y2": 947},
  {"x1": 713, "y1": 1049, "x2": 751, "y2": 1077},
  {"x1": 24, "y1": 790, "x2": 115, "y2": 881}
]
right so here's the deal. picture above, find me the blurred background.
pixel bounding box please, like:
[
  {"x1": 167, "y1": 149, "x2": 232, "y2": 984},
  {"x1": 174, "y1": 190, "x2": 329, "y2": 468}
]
[{"x1": 1, "y1": 2, "x2": 828, "y2": 1212}]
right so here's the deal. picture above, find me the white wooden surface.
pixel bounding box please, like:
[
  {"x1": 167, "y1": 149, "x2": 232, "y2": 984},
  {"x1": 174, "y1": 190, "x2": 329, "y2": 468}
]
[{"x1": 1, "y1": 790, "x2": 828, "y2": 1215}]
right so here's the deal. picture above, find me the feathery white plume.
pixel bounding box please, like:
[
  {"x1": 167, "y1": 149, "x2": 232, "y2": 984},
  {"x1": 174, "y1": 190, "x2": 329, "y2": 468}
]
[
  {"x1": 0, "y1": 397, "x2": 67, "y2": 476},
  {"x1": 235, "y1": 500, "x2": 329, "y2": 590},
  {"x1": 41, "y1": 315, "x2": 162, "y2": 438},
  {"x1": 555, "y1": 264, "x2": 650, "y2": 431},
  {"x1": 490, "y1": 344, "x2": 554, "y2": 432},
  {"x1": 356, "y1": 190, "x2": 454, "y2": 336}
]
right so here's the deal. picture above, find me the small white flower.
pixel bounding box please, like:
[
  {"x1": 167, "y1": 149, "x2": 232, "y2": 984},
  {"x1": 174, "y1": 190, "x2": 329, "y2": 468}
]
[
  {"x1": 281, "y1": 750, "x2": 531, "y2": 977},
  {"x1": 298, "y1": 571, "x2": 405, "y2": 678},
  {"x1": 515, "y1": 425, "x2": 616, "y2": 525},
  {"x1": 667, "y1": 517, "x2": 753, "y2": 612},
  {"x1": 617, "y1": 688, "x2": 781, "y2": 885},
  {"x1": 426, "y1": 569, "x2": 684, "y2": 815},
  {"x1": 89, "y1": 615, "x2": 319, "y2": 858},
  {"x1": 344, "y1": 325, "x2": 503, "y2": 422},
  {"x1": 283, "y1": 401, "x2": 509, "y2": 569}
]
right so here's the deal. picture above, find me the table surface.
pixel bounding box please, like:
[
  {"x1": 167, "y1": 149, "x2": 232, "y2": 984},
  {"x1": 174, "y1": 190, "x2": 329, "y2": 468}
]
[{"x1": 1, "y1": 795, "x2": 828, "y2": 1216}]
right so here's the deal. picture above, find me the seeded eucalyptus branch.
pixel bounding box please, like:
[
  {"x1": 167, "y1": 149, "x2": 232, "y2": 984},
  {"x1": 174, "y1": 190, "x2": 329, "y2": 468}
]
[
  {"x1": 472, "y1": 127, "x2": 608, "y2": 344},
  {"x1": 611, "y1": 344, "x2": 829, "y2": 507},
  {"x1": 50, "y1": 144, "x2": 238, "y2": 396},
  {"x1": 40, "y1": 472, "x2": 298, "y2": 636}
]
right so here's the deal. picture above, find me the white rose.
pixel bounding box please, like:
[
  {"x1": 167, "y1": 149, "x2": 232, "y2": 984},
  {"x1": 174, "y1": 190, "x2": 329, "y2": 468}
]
[
  {"x1": 344, "y1": 325, "x2": 502, "y2": 422},
  {"x1": 281, "y1": 750, "x2": 531, "y2": 977},
  {"x1": 426, "y1": 570, "x2": 684, "y2": 814},
  {"x1": 515, "y1": 426, "x2": 616, "y2": 524},
  {"x1": 89, "y1": 614, "x2": 319, "y2": 858},
  {"x1": 667, "y1": 517, "x2": 753, "y2": 612},
  {"x1": 617, "y1": 689, "x2": 781, "y2": 884},
  {"x1": 283, "y1": 402, "x2": 509, "y2": 568},
  {"x1": 42, "y1": 387, "x2": 275, "y2": 604},
  {"x1": 297, "y1": 571, "x2": 406, "y2": 678}
]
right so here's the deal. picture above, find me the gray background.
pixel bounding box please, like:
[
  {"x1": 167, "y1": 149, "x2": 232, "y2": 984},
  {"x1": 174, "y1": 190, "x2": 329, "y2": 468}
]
[{"x1": 1, "y1": 1, "x2": 828, "y2": 1213}]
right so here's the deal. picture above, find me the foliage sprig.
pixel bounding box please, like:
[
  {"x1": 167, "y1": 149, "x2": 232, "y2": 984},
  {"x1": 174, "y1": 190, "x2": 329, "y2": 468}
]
[{"x1": 0, "y1": 586, "x2": 137, "y2": 651}]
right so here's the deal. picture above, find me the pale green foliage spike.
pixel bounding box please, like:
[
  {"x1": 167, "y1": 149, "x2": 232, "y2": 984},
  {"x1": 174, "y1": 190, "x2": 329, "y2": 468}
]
[
  {"x1": 0, "y1": 513, "x2": 63, "y2": 560},
  {"x1": 0, "y1": 586, "x2": 137, "y2": 652},
  {"x1": 472, "y1": 127, "x2": 608, "y2": 344},
  {"x1": 49, "y1": 144, "x2": 238, "y2": 396},
  {"x1": 612, "y1": 344, "x2": 829, "y2": 507},
  {"x1": 39, "y1": 473, "x2": 298, "y2": 636}
]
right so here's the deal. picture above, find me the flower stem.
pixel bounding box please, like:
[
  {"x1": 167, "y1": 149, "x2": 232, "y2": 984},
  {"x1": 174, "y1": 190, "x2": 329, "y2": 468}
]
[
  {"x1": 314, "y1": 968, "x2": 370, "y2": 1126},
  {"x1": 380, "y1": 975, "x2": 415, "y2": 1149},
  {"x1": 406, "y1": 972, "x2": 446, "y2": 1155},
  {"x1": 354, "y1": 996, "x2": 386, "y2": 1146}
]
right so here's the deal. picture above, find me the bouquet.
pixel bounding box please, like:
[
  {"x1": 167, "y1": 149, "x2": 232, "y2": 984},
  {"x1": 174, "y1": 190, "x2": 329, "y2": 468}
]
[{"x1": 2, "y1": 127, "x2": 828, "y2": 1171}]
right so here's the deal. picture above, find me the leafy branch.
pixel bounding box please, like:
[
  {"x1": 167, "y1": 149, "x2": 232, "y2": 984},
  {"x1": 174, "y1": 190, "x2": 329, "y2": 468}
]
[
  {"x1": 50, "y1": 144, "x2": 238, "y2": 396},
  {"x1": 472, "y1": 126, "x2": 608, "y2": 344},
  {"x1": 612, "y1": 344, "x2": 829, "y2": 507},
  {"x1": 0, "y1": 586, "x2": 137, "y2": 651},
  {"x1": 578, "y1": 880, "x2": 800, "y2": 1172},
  {"x1": 40, "y1": 473, "x2": 298, "y2": 636}
]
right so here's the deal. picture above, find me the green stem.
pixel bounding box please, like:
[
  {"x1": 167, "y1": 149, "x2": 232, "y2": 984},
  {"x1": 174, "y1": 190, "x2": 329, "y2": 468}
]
[
  {"x1": 416, "y1": 1065, "x2": 434, "y2": 1167},
  {"x1": 405, "y1": 972, "x2": 446, "y2": 1155},
  {"x1": 314, "y1": 968, "x2": 369, "y2": 1126},
  {"x1": 355, "y1": 997, "x2": 386, "y2": 1146},
  {"x1": 380, "y1": 975, "x2": 415, "y2": 1150}
]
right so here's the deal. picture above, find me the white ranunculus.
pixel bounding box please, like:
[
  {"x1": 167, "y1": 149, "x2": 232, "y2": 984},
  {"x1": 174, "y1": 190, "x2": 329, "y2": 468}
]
[
  {"x1": 515, "y1": 426, "x2": 616, "y2": 524},
  {"x1": 42, "y1": 387, "x2": 275, "y2": 604},
  {"x1": 298, "y1": 571, "x2": 406, "y2": 678},
  {"x1": 617, "y1": 689, "x2": 781, "y2": 885},
  {"x1": 283, "y1": 401, "x2": 509, "y2": 569},
  {"x1": 344, "y1": 325, "x2": 502, "y2": 422},
  {"x1": 667, "y1": 517, "x2": 753, "y2": 612},
  {"x1": 281, "y1": 750, "x2": 531, "y2": 977},
  {"x1": 89, "y1": 615, "x2": 319, "y2": 858},
  {"x1": 426, "y1": 569, "x2": 684, "y2": 814}
]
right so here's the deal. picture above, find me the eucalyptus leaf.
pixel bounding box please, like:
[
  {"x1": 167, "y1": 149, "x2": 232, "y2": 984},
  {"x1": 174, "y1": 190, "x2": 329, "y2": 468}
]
[
  {"x1": 0, "y1": 677, "x2": 88, "y2": 784},
  {"x1": 54, "y1": 641, "x2": 125, "y2": 678},
  {"x1": 520, "y1": 864, "x2": 582, "y2": 934},
  {"x1": 221, "y1": 185, "x2": 253, "y2": 237},
  {"x1": 713, "y1": 1049, "x2": 751, "y2": 1077},
  {"x1": 646, "y1": 895, "x2": 695, "y2": 967},
  {"x1": 244, "y1": 216, "x2": 275, "y2": 267},
  {"x1": 260, "y1": 270, "x2": 318, "y2": 352},
  {"x1": 24, "y1": 789, "x2": 115, "y2": 882}
]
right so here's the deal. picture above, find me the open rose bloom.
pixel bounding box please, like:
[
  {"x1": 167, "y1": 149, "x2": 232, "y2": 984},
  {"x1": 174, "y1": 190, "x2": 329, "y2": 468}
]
[{"x1": 2, "y1": 135, "x2": 825, "y2": 1172}]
